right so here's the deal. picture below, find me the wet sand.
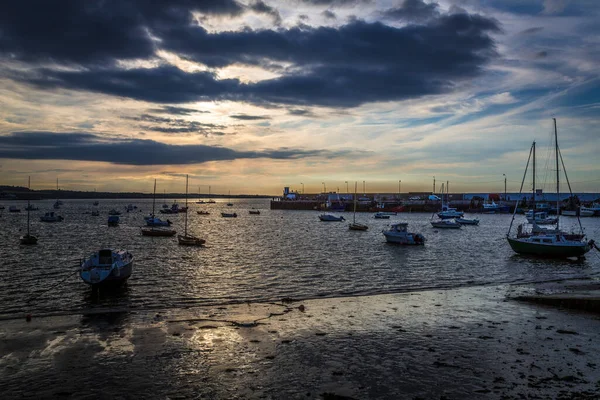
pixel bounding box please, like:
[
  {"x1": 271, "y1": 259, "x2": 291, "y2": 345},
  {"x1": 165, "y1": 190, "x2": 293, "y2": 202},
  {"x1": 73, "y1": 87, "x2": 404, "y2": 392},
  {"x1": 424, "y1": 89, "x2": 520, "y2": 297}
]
[{"x1": 2, "y1": 284, "x2": 600, "y2": 399}]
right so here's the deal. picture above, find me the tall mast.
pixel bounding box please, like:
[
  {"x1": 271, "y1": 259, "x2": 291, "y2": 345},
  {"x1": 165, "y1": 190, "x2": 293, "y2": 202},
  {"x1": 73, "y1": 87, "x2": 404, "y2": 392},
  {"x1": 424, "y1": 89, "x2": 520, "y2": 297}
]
[
  {"x1": 27, "y1": 176, "x2": 31, "y2": 236},
  {"x1": 554, "y1": 118, "x2": 560, "y2": 230},
  {"x1": 152, "y1": 179, "x2": 156, "y2": 216},
  {"x1": 184, "y1": 175, "x2": 189, "y2": 236},
  {"x1": 446, "y1": 180, "x2": 449, "y2": 206},
  {"x1": 353, "y1": 181, "x2": 357, "y2": 224},
  {"x1": 532, "y1": 141, "x2": 536, "y2": 207}
]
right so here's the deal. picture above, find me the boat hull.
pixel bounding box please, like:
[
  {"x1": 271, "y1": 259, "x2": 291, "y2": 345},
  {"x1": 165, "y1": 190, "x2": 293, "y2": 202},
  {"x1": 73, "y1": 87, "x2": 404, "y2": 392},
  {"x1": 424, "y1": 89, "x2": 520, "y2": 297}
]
[
  {"x1": 141, "y1": 228, "x2": 176, "y2": 236},
  {"x1": 80, "y1": 261, "x2": 133, "y2": 287},
  {"x1": 383, "y1": 233, "x2": 424, "y2": 245},
  {"x1": 20, "y1": 235, "x2": 38, "y2": 245},
  {"x1": 431, "y1": 222, "x2": 461, "y2": 229},
  {"x1": 507, "y1": 237, "x2": 591, "y2": 258},
  {"x1": 349, "y1": 223, "x2": 368, "y2": 231},
  {"x1": 178, "y1": 235, "x2": 206, "y2": 246}
]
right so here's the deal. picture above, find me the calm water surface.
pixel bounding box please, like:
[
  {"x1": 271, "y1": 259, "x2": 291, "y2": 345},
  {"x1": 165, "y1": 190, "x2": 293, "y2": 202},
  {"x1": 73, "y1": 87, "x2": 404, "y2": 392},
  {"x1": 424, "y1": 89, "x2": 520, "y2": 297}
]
[{"x1": 1, "y1": 198, "x2": 600, "y2": 317}]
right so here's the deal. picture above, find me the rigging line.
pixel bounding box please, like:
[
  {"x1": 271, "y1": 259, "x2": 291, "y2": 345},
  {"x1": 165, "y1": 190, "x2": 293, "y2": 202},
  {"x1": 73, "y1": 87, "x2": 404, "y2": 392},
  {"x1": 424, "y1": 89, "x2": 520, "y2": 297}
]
[
  {"x1": 557, "y1": 144, "x2": 584, "y2": 235},
  {"x1": 508, "y1": 141, "x2": 534, "y2": 237}
]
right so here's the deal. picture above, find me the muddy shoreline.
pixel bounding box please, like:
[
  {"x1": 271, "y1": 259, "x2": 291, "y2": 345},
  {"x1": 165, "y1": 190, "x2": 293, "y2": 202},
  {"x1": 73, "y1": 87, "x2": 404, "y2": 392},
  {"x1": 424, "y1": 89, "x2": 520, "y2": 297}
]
[{"x1": 2, "y1": 284, "x2": 600, "y2": 399}]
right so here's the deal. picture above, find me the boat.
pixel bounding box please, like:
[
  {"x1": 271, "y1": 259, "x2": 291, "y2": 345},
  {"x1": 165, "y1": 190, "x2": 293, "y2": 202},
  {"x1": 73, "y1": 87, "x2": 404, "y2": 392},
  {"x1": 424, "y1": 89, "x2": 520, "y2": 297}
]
[
  {"x1": 141, "y1": 227, "x2": 177, "y2": 236},
  {"x1": 319, "y1": 214, "x2": 345, "y2": 221},
  {"x1": 507, "y1": 119, "x2": 593, "y2": 258},
  {"x1": 53, "y1": 178, "x2": 62, "y2": 209},
  {"x1": 431, "y1": 220, "x2": 461, "y2": 229},
  {"x1": 9, "y1": 205, "x2": 21, "y2": 212},
  {"x1": 107, "y1": 215, "x2": 120, "y2": 226},
  {"x1": 0, "y1": 205, "x2": 4, "y2": 210},
  {"x1": 482, "y1": 200, "x2": 510, "y2": 213},
  {"x1": 197, "y1": 211, "x2": 210, "y2": 215},
  {"x1": 146, "y1": 217, "x2": 172, "y2": 226},
  {"x1": 178, "y1": 175, "x2": 205, "y2": 246},
  {"x1": 383, "y1": 223, "x2": 425, "y2": 245},
  {"x1": 227, "y1": 190, "x2": 233, "y2": 206},
  {"x1": 93, "y1": 200, "x2": 99, "y2": 206},
  {"x1": 581, "y1": 203, "x2": 600, "y2": 216},
  {"x1": 20, "y1": 176, "x2": 38, "y2": 245},
  {"x1": 349, "y1": 182, "x2": 368, "y2": 231},
  {"x1": 206, "y1": 186, "x2": 216, "y2": 203},
  {"x1": 159, "y1": 203, "x2": 180, "y2": 214},
  {"x1": 40, "y1": 211, "x2": 64, "y2": 222},
  {"x1": 80, "y1": 249, "x2": 133, "y2": 286},
  {"x1": 437, "y1": 184, "x2": 463, "y2": 219},
  {"x1": 126, "y1": 204, "x2": 135, "y2": 212},
  {"x1": 142, "y1": 179, "x2": 176, "y2": 237},
  {"x1": 561, "y1": 210, "x2": 577, "y2": 216},
  {"x1": 525, "y1": 210, "x2": 557, "y2": 225},
  {"x1": 221, "y1": 212, "x2": 237, "y2": 218},
  {"x1": 580, "y1": 208, "x2": 595, "y2": 217},
  {"x1": 455, "y1": 217, "x2": 479, "y2": 225},
  {"x1": 374, "y1": 212, "x2": 391, "y2": 219},
  {"x1": 108, "y1": 209, "x2": 122, "y2": 216},
  {"x1": 249, "y1": 210, "x2": 261, "y2": 215},
  {"x1": 25, "y1": 204, "x2": 38, "y2": 211},
  {"x1": 91, "y1": 210, "x2": 100, "y2": 216},
  {"x1": 196, "y1": 186, "x2": 206, "y2": 204}
]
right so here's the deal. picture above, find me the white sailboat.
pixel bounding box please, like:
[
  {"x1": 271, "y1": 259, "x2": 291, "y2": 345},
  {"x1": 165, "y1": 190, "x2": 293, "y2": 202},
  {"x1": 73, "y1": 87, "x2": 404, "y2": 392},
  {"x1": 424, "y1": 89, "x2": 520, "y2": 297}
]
[{"x1": 142, "y1": 180, "x2": 176, "y2": 236}]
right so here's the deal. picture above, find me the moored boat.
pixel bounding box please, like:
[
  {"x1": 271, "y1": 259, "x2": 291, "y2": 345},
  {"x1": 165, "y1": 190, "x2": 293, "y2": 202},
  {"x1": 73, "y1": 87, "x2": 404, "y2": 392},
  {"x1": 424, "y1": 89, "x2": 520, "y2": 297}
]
[
  {"x1": 9, "y1": 205, "x2": 21, "y2": 212},
  {"x1": 146, "y1": 217, "x2": 172, "y2": 226},
  {"x1": 20, "y1": 176, "x2": 38, "y2": 245},
  {"x1": 374, "y1": 212, "x2": 391, "y2": 219},
  {"x1": 319, "y1": 214, "x2": 344, "y2": 221},
  {"x1": 178, "y1": 175, "x2": 205, "y2": 246},
  {"x1": 91, "y1": 210, "x2": 100, "y2": 216},
  {"x1": 40, "y1": 211, "x2": 64, "y2": 222},
  {"x1": 108, "y1": 209, "x2": 122, "y2": 216},
  {"x1": 383, "y1": 223, "x2": 425, "y2": 245},
  {"x1": 108, "y1": 215, "x2": 119, "y2": 226},
  {"x1": 431, "y1": 220, "x2": 461, "y2": 229},
  {"x1": 221, "y1": 212, "x2": 237, "y2": 218},
  {"x1": 349, "y1": 182, "x2": 368, "y2": 231},
  {"x1": 141, "y1": 227, "x2": 177, "y2": 236},
  {"x1": 249, "y1": 210, "x2": 261, "y2": 215},
  {"x1": 197, "y1": 210, "x2": 210, "y2": 215},
  {"x1": 80, "y1": 249, "x2": 133, "y2": 286}
]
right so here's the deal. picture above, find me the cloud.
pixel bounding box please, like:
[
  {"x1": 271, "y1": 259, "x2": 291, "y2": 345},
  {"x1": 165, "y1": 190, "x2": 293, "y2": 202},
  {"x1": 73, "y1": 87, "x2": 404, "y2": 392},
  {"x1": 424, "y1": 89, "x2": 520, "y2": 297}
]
[
  {"x1": 249, "y1": 1, "x2": 282, "y2": 25},
  {"x1": 124, "y1": 114, "x2": 228, "y2": 136},
  {"x1": 519, "y1": 27, "x2": 544, "y2": 35},
  {"x1": 148, "y1": 106, "x2": 209, "y2": 116},
  {"x1": 321, "y1": 10, "x2": 337, "y2": 19},
  {"x1": 287, "y1": 108, "x2": 315, "y2": 116},
  {"x1": 297, "y1": 0, "x2": 372, "y2": 5},
  {"x1": 19, "y1": 14, "x2": 500, "y2": 108},
  {"x1": 380, "y1": 0, "x2": 440, "y2": 23},
  {"x1": 229, "y1": 114, "x2": 271, "y2": 120},
  {"x1": 0, "y1": 131, "x2": 360, "y2": 165},
  {"x1": 0, "y1": 0, "x2": 245, "y2": 65}
]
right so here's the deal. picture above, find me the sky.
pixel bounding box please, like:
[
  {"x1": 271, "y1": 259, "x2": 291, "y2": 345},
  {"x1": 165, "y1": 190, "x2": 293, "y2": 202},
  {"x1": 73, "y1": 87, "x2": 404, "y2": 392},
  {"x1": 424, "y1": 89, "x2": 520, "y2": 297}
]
[{"x1": 0, "y1": 0, "x2": 599, "y2": 195}]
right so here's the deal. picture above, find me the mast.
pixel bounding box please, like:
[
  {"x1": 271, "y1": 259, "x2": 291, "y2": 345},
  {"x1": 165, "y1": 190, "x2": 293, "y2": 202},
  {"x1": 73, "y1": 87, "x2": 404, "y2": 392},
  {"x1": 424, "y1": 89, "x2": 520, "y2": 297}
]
[
  {"x1": 446, "y1": 180, "x2": 449, "y2": 207},
  {"x1": 152, "y1": 179, "x2": 156, "y2": 216},
  {"x1": 353, "y1": 181, "x2": 357, "y2": 224},
  {"x1": 532, "y1": 141, "x2": 536, "y2": 207},
  {"x1": 209, "y1": 185, "x2": 211, "y2": 200},
  {"x1": 184, "y1": 175, "x2": 189, "y2": 236},
  {"x1": 554, "y1": 118, "x2": 560, "y2": 230},
  {"x1": 27, "y1": 176, "x2": 31, "y2": 236}
]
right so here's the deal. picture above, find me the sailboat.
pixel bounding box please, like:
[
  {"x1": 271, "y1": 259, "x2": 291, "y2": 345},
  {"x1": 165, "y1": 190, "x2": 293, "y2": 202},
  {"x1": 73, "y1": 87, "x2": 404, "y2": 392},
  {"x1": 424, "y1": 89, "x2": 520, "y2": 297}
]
[
  {"x1": 431, "y1": 184, "x2": 461, "y2": 229},
  {"x1": 207, "y1": 186, "x2": 216, "y2": 203},
  {"x1": 507, "y1": 119, "x2": 594, "y2": 258},
  {"x1": 226, "y1": 190, "x2": 233, "y2": 206},
  {"x1": 349, "y1": 182, "x2": 368, "y2": 231},
  {"x1": 20, "y1": 176, "x2": 38, "y2": 245},
  {"x1": 53, "y1": 178, "x2": 62, "y2": 209},
  {"x1": 178, "y1": 175, "x2": 206, "y2": 246},
  {"x1": 141, "y1": 180, "x2": 177, "y2": 237},
  {"x1": 196, "y1": 186, "x2": 206, "y2": 204}
]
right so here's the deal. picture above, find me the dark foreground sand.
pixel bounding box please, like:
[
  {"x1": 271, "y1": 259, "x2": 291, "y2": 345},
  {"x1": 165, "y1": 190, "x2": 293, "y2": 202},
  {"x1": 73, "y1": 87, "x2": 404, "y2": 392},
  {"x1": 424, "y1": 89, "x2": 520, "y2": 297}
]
[{"x1": 2, "y1": 284, "x2": 600, "y2": 399}]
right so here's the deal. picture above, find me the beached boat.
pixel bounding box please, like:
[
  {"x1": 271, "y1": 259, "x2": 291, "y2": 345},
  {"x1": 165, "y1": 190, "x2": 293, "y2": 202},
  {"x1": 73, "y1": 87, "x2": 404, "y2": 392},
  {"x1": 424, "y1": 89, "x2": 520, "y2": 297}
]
[
  {"x1": 108, "y1": 215, "x2": 119, "y2": 226},
  {"x1": 456, "y1": 217, "x2": 479, "y2": 225},
  {"x1": 221, "y1": 212, "x2": 237, "y2": 218},
  {"x1": 80, "y1": 249, "x2": 133, "y2": 286},
  {"x1": 9, "y1": 205, "x2": 21, "y2": 212},
  {"x1": 178, "y1": 175, "x2": 205, "y2": 246},
  {"x1": 507, "y1": 119, "x2": 593, "y2": 258},
  {"x1": 383, "y1": 223, "x2": 425, "y2": 245},
  {"x1": 20, "y1": 177, "x2": 38, "y2": 245},
  {"x1": 349, "y1": 182, "x2": 368, "y2": 231},
  {"x1": 40, "y1": 211, "x2": 63, "y2": 222},
  {"x1": 374, "y1": 212, "x2": 391, "y2": 219},
  {"x1": 319, "y1": 214, "x2": 344, "y2": 221},
  {"x1": 431, "y1": 220, "x2": 461, "y2": 229}
]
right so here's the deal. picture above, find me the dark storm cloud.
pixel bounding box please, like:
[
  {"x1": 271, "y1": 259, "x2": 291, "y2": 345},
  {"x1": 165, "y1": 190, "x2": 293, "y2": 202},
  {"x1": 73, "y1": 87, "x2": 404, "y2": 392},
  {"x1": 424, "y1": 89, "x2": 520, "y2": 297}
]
[
  {"x1": 380, "y1": 0, "x2": 440, "y2": 22},
  {"x1": 0, "y1": 131, "x2": 357, "y2": 165},
  {"x1": 0, "y1": 0, "x2": 245, "y2": 65},
  {"x1": 249, "y1": 1, "x2": 282, "y2": 25},
  {"x1": 19, "y1": 13, "x2": 500, "y2": 108},
  {"x1": 230, "y1": 114, "x2": 271, "y2": 120}
]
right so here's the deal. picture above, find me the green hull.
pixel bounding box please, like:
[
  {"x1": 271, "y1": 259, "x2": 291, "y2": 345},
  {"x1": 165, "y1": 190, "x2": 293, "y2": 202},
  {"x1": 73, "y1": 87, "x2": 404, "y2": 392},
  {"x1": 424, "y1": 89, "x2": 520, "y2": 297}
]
[{"x1": 507, "y1": 237, "x2": 590, "y2": 258}]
